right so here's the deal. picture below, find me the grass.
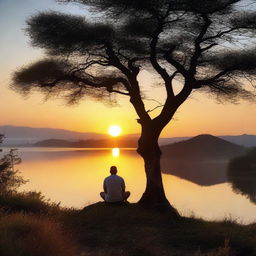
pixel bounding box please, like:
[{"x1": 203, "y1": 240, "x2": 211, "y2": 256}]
[
  {"x1": 0, "y1": 213, "x2": 78, "y2": 256},
  {"x1": 61, "y1": 203, "x2": 256, "y2": 256},
  {"x1": 1, "y1": 194, "x2": 256, "y2": 256}
]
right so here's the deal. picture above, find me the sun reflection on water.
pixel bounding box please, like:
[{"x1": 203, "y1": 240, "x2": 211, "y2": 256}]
[
  {"x1": 16, "y1": 148, "x2": 256, "y2": 224},
  {"x1": 112, "y1": 148, "x2": 120, "y2": 157}
]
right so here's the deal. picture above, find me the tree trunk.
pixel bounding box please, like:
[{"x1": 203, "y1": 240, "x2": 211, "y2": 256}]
[{"x1": 137, "y1": 124, "x2": 179, "y2": 216}]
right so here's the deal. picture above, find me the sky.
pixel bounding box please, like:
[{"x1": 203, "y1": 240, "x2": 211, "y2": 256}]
[{"x1": 0, "y1": 0, "x2": 256, "y2": 137}]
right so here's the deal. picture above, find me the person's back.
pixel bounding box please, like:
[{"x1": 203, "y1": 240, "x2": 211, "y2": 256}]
[
  {"x1": 100, "y1": 166, "x2": 130, "y2": 203},
  {"x1": 104, "y1": 174, "x2": 125, "y2": 202}
]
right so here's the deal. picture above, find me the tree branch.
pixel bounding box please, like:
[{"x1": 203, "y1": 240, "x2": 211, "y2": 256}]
[
  {"x1": 164, "y1": 53, "x2": 188, "y2": 77},
  {"x1": 197, "y1": 70, "x2": 230, "y2": 86},
  {"x1": 105, "y1": 43, "x2": 151, "y2": 123},
  {"x1": 201, "y1": 43, "x2": 218, "y2": 52},
  {"x1": 203, "y1": 27, "x2": 238, "y2": 41},
  {"x1": 189, "y1": 14, "x2": 212, "y2": 76},
  {"x1": 146, "y1": 104, "x2": 164, "y2": 113},
  {"x1": 150, "y1": 25, "x2": 171, "y2": 84},
  {"x1": 109, "y1": 89, "x2": 130, "y2": 96}
]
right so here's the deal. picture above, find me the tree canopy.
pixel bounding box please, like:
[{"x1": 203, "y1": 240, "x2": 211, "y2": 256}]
[{"x1": 13, "y1": 0, "x2": 256, "y2": 111}]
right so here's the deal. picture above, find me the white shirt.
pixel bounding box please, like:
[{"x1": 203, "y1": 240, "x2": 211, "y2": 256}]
[{"x1": 103, "y1": 174, "x2": 125, "y2": 202}]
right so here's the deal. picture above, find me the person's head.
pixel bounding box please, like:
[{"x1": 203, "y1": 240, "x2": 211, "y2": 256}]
[{"x1": 110, "y1": 165, "x2": 117, "y2": 175}]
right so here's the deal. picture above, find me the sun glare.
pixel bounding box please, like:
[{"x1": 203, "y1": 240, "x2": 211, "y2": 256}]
[
  {"x1": 112, "y1": 148, "x2": 120, "y2": 157},
  {"x1": 108, "y1": 125, "x2": 121, "y2": 137}
]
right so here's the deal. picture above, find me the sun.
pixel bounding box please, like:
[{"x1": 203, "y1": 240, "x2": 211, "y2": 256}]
[{"x1": 108, "y1": 125, "x2": 122, "y2": 137}]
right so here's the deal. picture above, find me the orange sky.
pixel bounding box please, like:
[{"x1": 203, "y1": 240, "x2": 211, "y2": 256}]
[{"x1": 0, "y1": 0, "x2": 256, "y2": 137}]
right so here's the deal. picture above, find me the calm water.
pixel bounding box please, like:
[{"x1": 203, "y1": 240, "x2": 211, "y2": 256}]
[{"x1": 7, "y1": 147, "x2": 256, "y2": 224}]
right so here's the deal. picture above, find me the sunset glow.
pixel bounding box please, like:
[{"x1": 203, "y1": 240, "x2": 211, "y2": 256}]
[
  {"x1": 108, "y1": 125, "x2": 122, "y2": 137},
  {"x1": 112, "y1": 148, "x2": 120, "y2": 158}
]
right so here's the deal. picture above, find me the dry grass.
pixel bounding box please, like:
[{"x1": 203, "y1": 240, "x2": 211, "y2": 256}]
[
  {"x1": 1, "y1": 196, "x2": 256, "y2": 256},
  {"x1": 0, "y1": 213, "x2": 79, "y2": 256},
  {"x1": 62, "y1": 203, "x2": 256, "y2": 256}
]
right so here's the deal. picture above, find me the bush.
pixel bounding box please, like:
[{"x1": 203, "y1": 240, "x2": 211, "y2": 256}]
[
  {"x1": 0, "y1": 213, "x2": 79, "y2": 256},
  {"x1": 0, "y1": 191, "x2": 59, "y2": 214},
  {"x1": 0, "y1": 135, "x2": 27, "y2": 194}
]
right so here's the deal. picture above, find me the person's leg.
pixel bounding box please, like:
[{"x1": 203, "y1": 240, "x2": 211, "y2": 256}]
[
  {"x1": 100, "y1": 192, "x2": 106, "y2": 201},
  {"x1": 123, "y1": 191, "x2": 130, "y2": 201}
]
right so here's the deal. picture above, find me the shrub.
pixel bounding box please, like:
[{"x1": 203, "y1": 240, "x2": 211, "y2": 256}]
[
  {"x1": 0, "y1": 135, "x2": 27, "y2": 194},
  {"x1": 0, "y1": 191, "x2": 59, "y2": 214}
]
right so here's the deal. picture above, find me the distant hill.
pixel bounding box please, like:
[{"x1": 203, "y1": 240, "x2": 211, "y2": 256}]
[
  {"x1": 219, "y1": 134, "x2": 256, "y2": 147},
  {"x1": 161, "y1": 134, "x2": 246, "y2": 160},
  {"x1": 1, "y1": 125, "x2": 256, "y2": 147},
  {"x1": 0, "y1": 125, "x2": 108, "y2": 145},
  {"x1": 31, "y1": 138, "x2": 138, "y2": 148},
  {"x1": 31, "y1": 134, "x2": 241, "y2": 149},
  {"x1": 159, "y1": 134, "x2": 256, "y2": 147},
  {"x1": 161, "y1": 134, "x2": 247, "y2": 186}
]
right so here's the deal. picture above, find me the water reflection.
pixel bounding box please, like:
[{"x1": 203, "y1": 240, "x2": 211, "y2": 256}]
[
  {"x1": 228, "y1": 149, "x2": 256, "y2": 204},
  {"x1": 161, "y1": 156, "x2": 228, "y2": 186},
  {"x1": 112, "y1": 148, "x2": 120, "y2": 158},
  {"x1": 16, "y1": 148, "x2": 256, "y2": 223}
]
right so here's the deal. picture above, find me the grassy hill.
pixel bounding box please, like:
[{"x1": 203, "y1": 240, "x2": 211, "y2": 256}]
[{"x1": 1, "y1": 196, "x2": 256, "y2": 256}]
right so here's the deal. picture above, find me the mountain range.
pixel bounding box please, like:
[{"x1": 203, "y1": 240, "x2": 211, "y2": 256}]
[
  {"x1": 1, "y1": 125, "x2": 256, "y2": 147},
  {"x1": 0, "y1": 125, "x2": 108, "y2": 145}
]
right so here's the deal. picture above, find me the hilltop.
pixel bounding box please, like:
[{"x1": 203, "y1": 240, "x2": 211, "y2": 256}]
[
  {"x1": 161, "y1": 134, "x2": 246, "y2": 160},
  {"x1": 161, "y1": 135, "x2": 247, "y2": 186},
  {"x1": 1, "y1": 197, "x2": 256, "y2": 256}
]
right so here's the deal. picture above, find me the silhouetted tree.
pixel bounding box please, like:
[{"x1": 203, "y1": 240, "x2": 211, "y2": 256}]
[{"x1": 12, "y1": 0, "x2": 256, "y2": 210}]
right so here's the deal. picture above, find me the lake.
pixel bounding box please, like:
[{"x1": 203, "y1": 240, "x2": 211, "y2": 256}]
[{"x1": 5, "y1": 147, "x2": 256, "y2": 224}]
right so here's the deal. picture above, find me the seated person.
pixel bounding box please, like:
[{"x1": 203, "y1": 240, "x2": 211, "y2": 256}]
[{"x1": 100, "y1": 166, "x2": 130, "y2": 203}]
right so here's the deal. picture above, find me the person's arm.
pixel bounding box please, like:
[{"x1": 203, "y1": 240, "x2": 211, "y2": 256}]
[
  {"x1": 103, "y1": 179, "x2": 107, "y2": 193},
  {"x1": 121, "y1": 178, "x2": 125, "y2": 194}
]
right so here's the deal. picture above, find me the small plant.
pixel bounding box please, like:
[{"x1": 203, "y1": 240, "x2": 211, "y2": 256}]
[
  {"x1": 0, "y1": 135, "x2": 27, "y2": 195},
  {"x1": 195, "y1": 239, "x2": 236, "y2": 256}
]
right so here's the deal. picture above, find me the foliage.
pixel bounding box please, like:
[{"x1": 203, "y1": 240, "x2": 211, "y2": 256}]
[
  {"x1": 12, "y1": 0, "x2": 256, "y2": 108},
  {"x1": 228, "y1": 148, "x2": 256, "y2": 204},
  {"x1": 0, "y1": 213, "x2": 78, "y2": 256},
  {"x1": 0, "y1": 135, "x2": 27, "y2": 195},
  {"x1": 0, "y1": 191, "x2": 60, "y2": 214}
]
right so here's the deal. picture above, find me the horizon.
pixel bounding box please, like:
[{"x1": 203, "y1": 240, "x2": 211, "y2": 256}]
[{"x1": 1, "y1": 124, "x2": 256, "y2": 138}]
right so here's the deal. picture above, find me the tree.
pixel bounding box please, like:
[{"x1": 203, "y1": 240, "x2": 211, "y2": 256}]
[
  {"x1": 12, "y1": 0, "x2": 256, "y2": 210},
  {"x1": 0, "y1": 135, "x2": 27, "y2": 194}
]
